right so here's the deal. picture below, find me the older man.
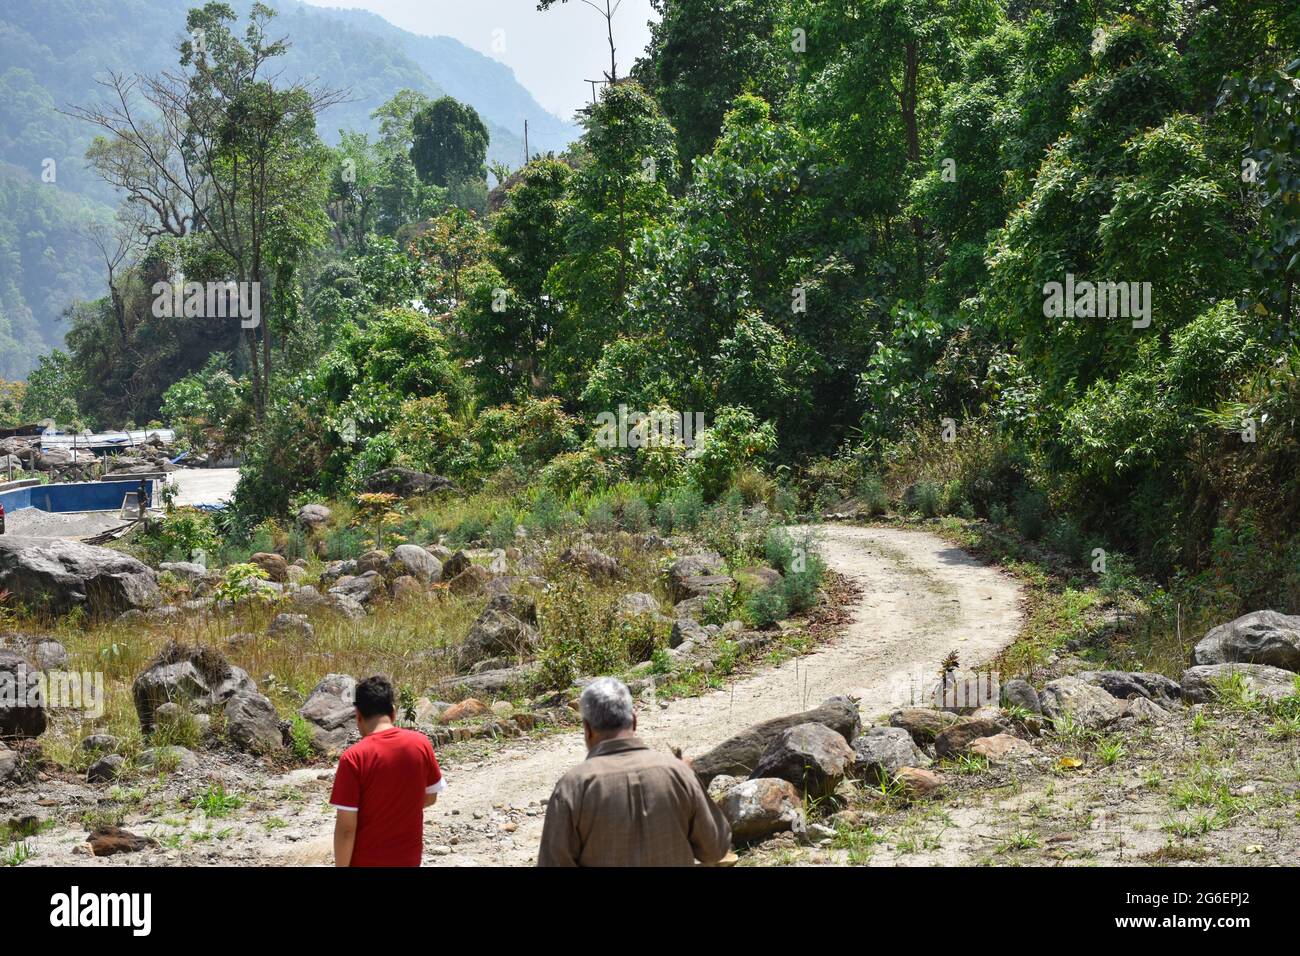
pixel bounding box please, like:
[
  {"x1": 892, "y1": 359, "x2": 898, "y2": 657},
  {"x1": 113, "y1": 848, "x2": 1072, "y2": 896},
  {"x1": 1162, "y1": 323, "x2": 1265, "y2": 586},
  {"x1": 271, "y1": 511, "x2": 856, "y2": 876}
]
[{"x1": 537, "y1": 676, "x2": 731, "y2": 867}]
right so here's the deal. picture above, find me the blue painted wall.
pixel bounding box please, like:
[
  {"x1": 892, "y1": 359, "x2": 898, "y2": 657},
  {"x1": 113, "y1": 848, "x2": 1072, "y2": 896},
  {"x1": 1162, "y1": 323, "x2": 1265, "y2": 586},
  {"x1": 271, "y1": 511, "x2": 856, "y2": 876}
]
[{"x1": 0, "y1": 479, "x2": 152, "y2": 514}]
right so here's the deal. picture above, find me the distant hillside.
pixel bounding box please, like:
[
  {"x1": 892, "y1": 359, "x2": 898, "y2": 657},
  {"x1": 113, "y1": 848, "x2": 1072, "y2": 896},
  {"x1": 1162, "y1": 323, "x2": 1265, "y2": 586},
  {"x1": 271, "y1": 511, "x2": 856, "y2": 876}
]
[{"x1": 0, "y1": 0, "x2": 580, "y2": 373}]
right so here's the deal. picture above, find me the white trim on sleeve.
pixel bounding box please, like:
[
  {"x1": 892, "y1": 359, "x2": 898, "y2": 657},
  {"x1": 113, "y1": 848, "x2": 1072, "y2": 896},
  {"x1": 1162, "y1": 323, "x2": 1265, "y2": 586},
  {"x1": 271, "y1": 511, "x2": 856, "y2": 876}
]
[
  {"x1": 426, "y1": 778, "x2": 447, "y2": 794},
  {"x1": 331, "y1": 804, "x2": 359, "y2": 812}
]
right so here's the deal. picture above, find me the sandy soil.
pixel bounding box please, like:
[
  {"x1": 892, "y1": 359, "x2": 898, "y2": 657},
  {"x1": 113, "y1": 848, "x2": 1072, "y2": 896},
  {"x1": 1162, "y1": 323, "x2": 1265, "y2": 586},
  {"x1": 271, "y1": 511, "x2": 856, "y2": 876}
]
[{"x1": 167, "y1": 468, "x2": 240, "y2": 507}]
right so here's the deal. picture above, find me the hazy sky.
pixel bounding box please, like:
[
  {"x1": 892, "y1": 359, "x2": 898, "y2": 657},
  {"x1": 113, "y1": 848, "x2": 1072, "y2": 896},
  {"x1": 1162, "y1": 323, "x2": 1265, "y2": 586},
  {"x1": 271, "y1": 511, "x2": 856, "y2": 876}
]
[{"x1": 305, "y1": 0, "x2": 658, "y2": 120}]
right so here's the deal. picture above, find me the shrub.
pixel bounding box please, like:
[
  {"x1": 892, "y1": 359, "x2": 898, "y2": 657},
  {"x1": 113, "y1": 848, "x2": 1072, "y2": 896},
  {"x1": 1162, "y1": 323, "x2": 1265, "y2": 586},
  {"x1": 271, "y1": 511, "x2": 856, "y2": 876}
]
[
  {"x1": 686, "y1": 405, "x2": 777, "y2": 499},
  {"x1": 746, "y1": 586, "x2": 789, "y2": 627},
  {"x1": 782, "y1": 553, "x2": 826, "y2": 612},
  {"x1": 656, "y1": 485, "x2": 705, "y2": 534}
]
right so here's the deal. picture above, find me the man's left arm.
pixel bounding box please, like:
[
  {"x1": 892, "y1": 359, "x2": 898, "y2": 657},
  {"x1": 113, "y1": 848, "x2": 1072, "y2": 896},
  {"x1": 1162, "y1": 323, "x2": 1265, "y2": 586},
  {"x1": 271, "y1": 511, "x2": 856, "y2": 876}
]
[{"x1": 536, "y1": 783, "x2": 581, "y2": 867}]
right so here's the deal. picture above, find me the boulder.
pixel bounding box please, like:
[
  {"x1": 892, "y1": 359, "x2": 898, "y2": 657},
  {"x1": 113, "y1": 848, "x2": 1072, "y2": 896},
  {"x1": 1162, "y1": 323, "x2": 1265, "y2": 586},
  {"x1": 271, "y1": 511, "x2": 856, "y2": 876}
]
[
  {"x1": 1122, "y1": 697, "x2": 1172, "y2": 722},
  {"x1": 0, "y1": 742, "x2": 16, "y2": 781},
  {"x1": 1181, "y1": 663, "x2": 1300, "y2": 704},
  {"x1": 889, "y1": 707, "x2": 962, "y2": 746},
  {"x1": 560, "y1": 547, "x2": 621, "y2": 580},
  {"x1": 249, "y1": 552, "x2": 288, "y2": 583},
  {"x1": 87, "y1": 754, "x2": 124, "y2": 783},
  {"x1": 895, "y1": 767, "x2": 944, "y2": 800},
  {"x1": 224, "y1": 691, "x2": 284, "y2": 754},
  {"x1": 999, "y1": 679, "x2": 1041, "y2": 714},
  {"x1": 389, "y1": 575, "x2": 426, "y2": 602},
  {"x1": 670, "y1": 617, "x2": 708, "y2": 649},
  {"x1": 447, "y1": 565, "x2": 493, "y2": 596},
  {"x1": 328, "y1": 571, "x2": 385, "y2": 605},
  {"x1": 731, "y1": 566, "x2": 783, "y2": 592},
  {"x1": 390, "y1": 544, "x2": 441, "y2": 584},
  {"x1": 968, "y1": 733, "x2": 1035, "y2": 761},
  {"x1": 362, "y1": 468, "x2": 456, "y2": 498},
  {"x1": 298, "y1": 674, "x2": 358, "y2": 754},
  {"x1": 87, "y1": 826, "x2": 157, "y2": 857},
  {"x1": 674, "y1": 574, "x2": 734, "y2": 603},
  {"x1": 934, "y1": 717, "x2": 1013, "y2": 759},
  {"x1": 159, "y1": 561, "x2": 209, "y2": 584},
  {"x1": 1192, "y1": 610, "x2": 1300, "y2": 672},
  {"x1": 430, "y1": 663, "x2": 540, "y2": 701},
  {"x1": 137, "y1": 745, "x2": 199, "y2": 772},
  {"x1": 483, "y1": 592, "x2": 539, "y2": 628},
  {"x1": 618, "y1": 592, "x2": 662, "y2": 618},
  {"x1": 131, "y1": 642, "x2": 255, "y2": 733},
  {"x1": 0, "y1": 649, "x2": 46, "y2": 738},
  {"x1": 459, "y1": 602, "x2": 540, "y2": 669},
  {"x1": 32, "y1": 639, "x2": 68, "y2": 671},
  {"x1": 751, "y1": 722, "x2": 854, "y2": 799},
  {"x1": 1077, "y1": 670, "x2": 1182, "y2": 704},
  {"x1": 852, "y1": 727, "x2": 931, "y2": 785},
  {"x1": 668, "y1": 552, "x2": 726, "y2": 601},
  {"x1": 442, "y1": 550, "x2": 472, "y2": 579},
  {"x1": 0, "y1": 536, "x2": 160, "y2": 617},
  {"x1": 693, "y1": 696, "x2": 861, "y2": 786},
  {"x1": 297, "y1": 503, "x2": 332, "y2": 529},
  {"x1": 81, "y1": 733, "x2": 119, "y2": 752},
  {"x1": 1039, "y1": 676, "x2": 1125, "y2": 729},
  {"x1": 716, "y1": 777, "x2": 804, "y2": 842},
  {"x1": 439, "y1": 698, "x2": 490, "y2": 723},
  {"x1": 325, "y1": 592, "x2": 367, "y2": 620},
  {"x1": 355, "y1": 550, "x2": 390, "y2": 577},
  {"x1": 268, "y1": 612, "x2": 313, "y2": 641}
]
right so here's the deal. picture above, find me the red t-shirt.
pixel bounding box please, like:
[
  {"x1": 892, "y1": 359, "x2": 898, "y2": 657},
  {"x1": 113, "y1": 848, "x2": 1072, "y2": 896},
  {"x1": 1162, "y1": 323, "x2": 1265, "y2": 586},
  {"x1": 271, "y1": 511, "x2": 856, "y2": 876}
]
[{"x1": 329, "y1": 727, "x2": 444, "y2": 867}]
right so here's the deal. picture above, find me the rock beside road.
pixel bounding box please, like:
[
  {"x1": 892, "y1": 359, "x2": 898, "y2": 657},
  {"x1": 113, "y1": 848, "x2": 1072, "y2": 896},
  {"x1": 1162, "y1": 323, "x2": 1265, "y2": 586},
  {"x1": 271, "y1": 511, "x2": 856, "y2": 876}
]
[
  {"x1": 751, "y1": 722, "x2": 855, "y2": 799},
  {"x1": 693, "y1": 696, "x2": 861, "y2": 786},
  {"x1": 1192, "y1": 610, "x2": 1300, "y2": 673},
  {"x1": 852, "y1": 727, "x2": 930, "y2": 785},
  {"x1": 1039, "y1": 676, "x2": 1125, "y2": 729},
  {"x1": 716, "y1": 777, "x2": 805, "y2": 842},
  {"x1": 0, "y1": 649, "x2": 46, "y2": 738},
  {"x1": 131, "y1": 642, "x2": 254, "y2": 733},
  {"x1": 1181, "y1": 663, "x2": 1300, "y2": 704}
]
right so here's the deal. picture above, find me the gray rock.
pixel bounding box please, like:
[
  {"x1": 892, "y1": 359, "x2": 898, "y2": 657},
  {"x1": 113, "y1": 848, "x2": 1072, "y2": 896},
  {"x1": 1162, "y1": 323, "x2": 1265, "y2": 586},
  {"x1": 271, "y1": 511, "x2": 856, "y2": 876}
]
[
  {"x1": 390, "y1": 544, "x2": 441, "y2": 584},
  {"x1": 159, "y1": 561, "x2": 210, "y2": 583},
  {"x1": 717, "y1": 777, "x2": 805, "y2": 842},
  {"x1": 223, "y1": 691, "x2": 284, "y2": 754},
  {"x1": 0, "y1": 743, "x2": 18, "y2": 782},
  {"x1": 1122, "y1": 697, "x2": 1172, "y2": 723},
  {"x1": 1181, "y1": 663, "x2": 1300, "y2": 704},
  {"x1": 131, "y1": 642, "x2": 255, "y2": 733},
  {"x1": 297, "y1": 674, "x2": 358, "y2": 754},
  {"x1": 560, "y1": 547, "x2": 621, "y2": 580},
  {"x1": 751, "y1": 722, "x2": 855, "y2": 799},
  {"x1": 362, "y1": 467, "x2": 456, "y2": 498},
  {"x1": 1192, "y1": 610, "x2": 1300, "y2": 672},
  {"x1": 459, "y1": 603, "x2": 540, "y2": 669},
  {"x1": 618, "y1": 592, "x2": 661, "y2": 618},
  {"x1": 852, "y1": 727, "x2": 931, "y2": 785},
  {"x1": 999, "y1": 678, "x2": 1041, "y2": 714},
  {"x1": 87, "y1": 754, "x2": 124, "y2": 783},
  {"x1": 442, "y1": 550, "x2": 472, "y2": 579},
  {"x1": 81, "y1": 734, "x2": 119, "y2": 752},
  {"x1": 1077, "y1": 670, "x2": 1182, "y2": 704},
  {"x1": 693, "y1": 696, "x2": 861, "y2": 787},
  {"x1": 137, "y1": 745, "x2": 199, "y2": 773},
  {"x1": 1039, "y1": 676, "x2": 1125, "y2": 729},
  {"x1": 32, "y1": 639, "x2": 68, "y2": 671},
  {"x1": 670, "y1": 617, "x2": 708, "y2": 648},
  {"x1": 268, "y1": 612, "x2": 314, "y2": 642},
  {"x1": 297, "y1": 503, "x2": 332, "y2": 529},
  {"x1": 668, "y1": 552, "x2": 726, "y2": 601},
  {"x1": 934, "y1": 716, "x2": 1014, "y2": 758},
  {"x1": 328, "y1": 571, "x2": 384, "y2": 605},
  {"x1": 0, "y1": 649, "x2": 45, "y2": 738},
  {"x1": 429, "y1": 663, "x2": 541, "y2": 701},
  {"x1": 0, "y1": 536, "x2": 160, "y2": 617},
  {"x1": 889, "y1": 707, "x2": 963, "y2": 746}
]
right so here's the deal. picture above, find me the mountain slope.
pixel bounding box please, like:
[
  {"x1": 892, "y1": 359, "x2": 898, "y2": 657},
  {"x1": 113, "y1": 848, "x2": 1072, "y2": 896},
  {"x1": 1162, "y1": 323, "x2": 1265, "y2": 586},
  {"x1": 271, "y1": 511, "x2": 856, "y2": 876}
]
[{"x1": 0, "y1": 0, "x2": 580, "y2": 371}]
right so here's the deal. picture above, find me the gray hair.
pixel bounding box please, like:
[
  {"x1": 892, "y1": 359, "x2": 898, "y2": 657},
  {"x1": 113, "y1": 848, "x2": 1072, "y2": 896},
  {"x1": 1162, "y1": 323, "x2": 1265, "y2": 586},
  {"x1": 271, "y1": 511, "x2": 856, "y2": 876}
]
[{"x1": 580, "y1": 677, "x2": 634, "y2": 732}]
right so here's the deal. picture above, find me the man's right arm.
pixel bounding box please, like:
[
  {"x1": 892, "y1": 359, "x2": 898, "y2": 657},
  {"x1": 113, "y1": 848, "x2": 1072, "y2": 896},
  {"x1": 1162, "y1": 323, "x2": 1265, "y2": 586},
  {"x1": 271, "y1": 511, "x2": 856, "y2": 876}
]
[
  {"x1": 686, "y1": 772, "x2": 732, "y2": 865},
  {"x1": 333, "y1": 810, "x2": 357, "y2": 867}
]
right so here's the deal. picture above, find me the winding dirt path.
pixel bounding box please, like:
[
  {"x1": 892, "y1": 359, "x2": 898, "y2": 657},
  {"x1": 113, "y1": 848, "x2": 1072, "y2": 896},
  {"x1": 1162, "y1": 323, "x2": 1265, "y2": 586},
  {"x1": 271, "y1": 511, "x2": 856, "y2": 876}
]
[{"x1": 274, "y1": 523, "x2": 1024, "y2": 866}]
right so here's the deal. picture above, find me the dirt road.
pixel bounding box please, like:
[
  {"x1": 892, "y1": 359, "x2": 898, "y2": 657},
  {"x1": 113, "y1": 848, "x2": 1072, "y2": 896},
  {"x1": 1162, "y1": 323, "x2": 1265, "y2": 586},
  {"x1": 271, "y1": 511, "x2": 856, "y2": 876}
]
[{"x1": 274, "y1": 523, "x2": 1024, "y2": 866}]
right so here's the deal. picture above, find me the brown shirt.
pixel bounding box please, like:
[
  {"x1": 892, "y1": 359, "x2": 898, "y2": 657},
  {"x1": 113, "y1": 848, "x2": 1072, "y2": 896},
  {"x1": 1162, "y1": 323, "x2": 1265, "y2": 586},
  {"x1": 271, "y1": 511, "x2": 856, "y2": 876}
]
[{"x1": 537, "y1": 736, "x2": 732, "y2": 867}]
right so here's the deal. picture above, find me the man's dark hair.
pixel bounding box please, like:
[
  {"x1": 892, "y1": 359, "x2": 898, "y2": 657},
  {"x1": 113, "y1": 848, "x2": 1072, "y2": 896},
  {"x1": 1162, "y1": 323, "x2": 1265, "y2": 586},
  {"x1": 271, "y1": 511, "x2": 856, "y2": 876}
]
[{"x1": 354, "y1": 675, "x2": 396, "y2": 719}]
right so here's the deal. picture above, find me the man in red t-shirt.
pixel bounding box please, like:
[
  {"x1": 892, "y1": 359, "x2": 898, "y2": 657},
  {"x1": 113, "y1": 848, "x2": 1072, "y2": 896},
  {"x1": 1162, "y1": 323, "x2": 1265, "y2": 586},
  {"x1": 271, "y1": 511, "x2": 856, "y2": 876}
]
[{"x1": 329, "y1": 675, "x2": 445, "y2": 867}]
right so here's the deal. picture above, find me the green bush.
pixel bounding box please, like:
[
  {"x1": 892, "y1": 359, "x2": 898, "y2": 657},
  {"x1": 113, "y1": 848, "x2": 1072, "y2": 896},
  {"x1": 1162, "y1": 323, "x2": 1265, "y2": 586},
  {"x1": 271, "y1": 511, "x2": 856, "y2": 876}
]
[{"x1": 745, "y1": 585, "x2": 789, "y2": 627}]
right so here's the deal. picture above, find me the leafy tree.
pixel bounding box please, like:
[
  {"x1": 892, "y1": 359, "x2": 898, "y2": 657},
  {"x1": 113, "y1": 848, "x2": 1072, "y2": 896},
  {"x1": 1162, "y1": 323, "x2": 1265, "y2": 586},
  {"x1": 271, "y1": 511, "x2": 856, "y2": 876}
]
[{"x1": 410, "y1": 96, "x2": 489, "y2": 191}]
